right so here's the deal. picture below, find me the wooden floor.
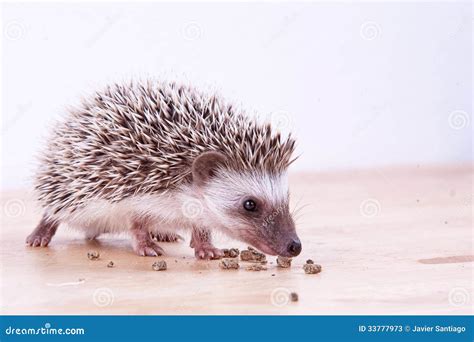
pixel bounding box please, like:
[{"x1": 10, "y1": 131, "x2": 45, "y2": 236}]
[{"x1": 0, "y1": 164, "x2": 472, "y2": 315}]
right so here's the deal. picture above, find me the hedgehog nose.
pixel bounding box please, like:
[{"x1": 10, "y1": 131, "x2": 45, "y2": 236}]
[{"x1": 287, "y1": 239, "x2": 302, "y2": 256}]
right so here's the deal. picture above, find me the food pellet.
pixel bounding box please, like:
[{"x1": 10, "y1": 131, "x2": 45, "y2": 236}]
[
  {"x1": 290, "y1": 292, "x2": 299, "y2": 302},
  {"x1": 219, "y1": 258, "x2": 240, "y2": 270},
  {"x1": 152, "y1": 260, "x2": 167, "y2": 271},
  {"x1": 240, "y1": 247, "x2": 266, "y2": 263},
  {"x1": 107, "y1": 261, "x2": 114, "y2": 268},
  {"x1": 87, "y1": 251, "x2": 100, "y2": 260},
  {"x1": 276, "y1": 256, "x2": 292, "y2": 268},
  {"x1": 223, "y1": 248, "x2": 240, "y2": 258},
  {"x1": 303, "y1": 263, "x2": 322, "y2": 274},
  {"x1": 245, "y1": 264, "x2": 267, "y2": 271}
]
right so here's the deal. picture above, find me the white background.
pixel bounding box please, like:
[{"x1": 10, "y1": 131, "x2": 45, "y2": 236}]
[{"x1": 1, "y1": 1, "x2": 472, "y2": 189}]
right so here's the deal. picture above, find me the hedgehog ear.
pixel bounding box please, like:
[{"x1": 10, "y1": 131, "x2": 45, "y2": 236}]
[{"x1": 192, "y1": 151, "x2": 227, "y2": 186}]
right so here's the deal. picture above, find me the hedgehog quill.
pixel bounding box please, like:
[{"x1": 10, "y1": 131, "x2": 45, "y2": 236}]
[{"x1": 27, "y1": 80, "x2": 301, "y2": 259}]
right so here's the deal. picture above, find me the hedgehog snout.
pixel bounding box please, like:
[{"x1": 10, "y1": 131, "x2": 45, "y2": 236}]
[
  {"x1": 286, "y1": 238, "x2": 302, "y2": 257},
  {"x1": 244, "y1": 209, "x2": 301, "y2": 257}
]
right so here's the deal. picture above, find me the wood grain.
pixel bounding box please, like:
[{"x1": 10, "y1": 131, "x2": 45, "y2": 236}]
[{"x1": 0, "y1": 164, "x2": 472, "y2": 315}]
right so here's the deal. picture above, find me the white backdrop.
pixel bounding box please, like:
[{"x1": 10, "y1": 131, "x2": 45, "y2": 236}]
[{"x1": 1, "y1": 1, "x2": 472, "y2": 189}]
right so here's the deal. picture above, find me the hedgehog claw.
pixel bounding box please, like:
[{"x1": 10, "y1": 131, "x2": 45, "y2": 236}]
[
  {"x1": 40, "y1": 237, "x2": 51, "y2": 247},
  {"x1": 137, "y1": 244, "x2": 164, "y2": 257},
  {"x1": 190, "y1": 228, "x2": 223, "y2": 260},
  {"x1": 134, "y1": 240, "x2": 164, "y2": 257},
  {"x1": 26, "y1": 216, "x2": 58, "y2": 248},
  {"x1": 26, "y1": 234, "x2": 51, "y2": 247},
  {"x1": 26, "y1": 235, "x2": 37, "y2": 247},
  {"x1": 194, "y1": 244, "x2": 224, "y2": 260}
]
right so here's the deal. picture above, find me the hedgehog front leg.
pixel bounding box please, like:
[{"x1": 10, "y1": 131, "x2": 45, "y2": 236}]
[
  {"x1": 131, "y1": 218, "x2": 164, "y2": 257},
  {"x1": 151, "y1": 231, "x2": 184, "y2": 243},
  {"x1": 190, "y1": 227, "x2": 224, "y2": 260},
  {"x1": 26, "y1": 214, "x2": 59, "y2": 247}
]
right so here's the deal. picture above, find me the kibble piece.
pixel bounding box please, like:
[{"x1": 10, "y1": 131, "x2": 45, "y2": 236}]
[
  {"x1": 152, "y1": 260, "x2": 167, "y2": 271},
  {"x1": 87, "y1": 251, "x2": 100, "y2": 260},
  {"x1": 240, "y1": 247, "x2": 266, "y2": 263},
  {"x1": 107, "y1": 261, "x2": 114, "y2": 268},
  {"x1": 245, "y1": 264, "x2": 267, "y2": 271},
  {"x1": 276, "y1": 256, "x2": 292, "y2": 268},
  {"x1": 240, "y1": 250, "x2": 254, "y2": 261},
  {"x1": 303, "y1": 263, "x2": 322, "y2": 274},
  {"x1": 222, "y1": 248, "x2": 240, "y2": 258},
  {"x1": 290, "y1": 292, "x2": 299, "y2": 302},
  {"x1": 306, "y1": 259, "x2": 314, "y2": 264},
  {"x1": 229, "y1": 248, "x2": 240, "y2": 258},
  {"x1": 219, "y1": 258, "x2": 240, "y2": 270}
]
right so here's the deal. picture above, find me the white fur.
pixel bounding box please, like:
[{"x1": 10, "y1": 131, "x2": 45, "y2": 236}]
[
  {"x1": 204, "y1": 170, "x2": 288, "y2": 217},
  {"x1": 52, "y1": 171, "x2": 289, "y2": 238}
]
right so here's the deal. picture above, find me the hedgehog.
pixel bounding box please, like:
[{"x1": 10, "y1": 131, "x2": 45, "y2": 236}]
[{"x1": 26, "y1": 80, "x2": 302, "y2": 259}]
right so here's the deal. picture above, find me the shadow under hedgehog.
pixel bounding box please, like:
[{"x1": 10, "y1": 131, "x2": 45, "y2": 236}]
[{"x1": 27, "y1": 80, "x2": 302, "y2": 259}]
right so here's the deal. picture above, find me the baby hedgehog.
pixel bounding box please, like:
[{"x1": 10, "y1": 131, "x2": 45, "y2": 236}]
[{"x1": 27, "y1": 80, "x2": 302, "y2": 259}]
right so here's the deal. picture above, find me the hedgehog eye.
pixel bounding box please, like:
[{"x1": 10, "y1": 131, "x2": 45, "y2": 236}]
[{"x1": 243, "y1": 199, "x2": 257, "y2": 212}]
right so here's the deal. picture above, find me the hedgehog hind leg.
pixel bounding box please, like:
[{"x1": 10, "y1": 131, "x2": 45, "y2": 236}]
[
  {"x1": 131, "y1": 218, "x2": 164, "y2": 257},
  {"x1": 150, "y1": 231, "x2": 184, "y2": 243},
  {"x1": 26, "y1": 214, "x2": 59, "y2": 247}
]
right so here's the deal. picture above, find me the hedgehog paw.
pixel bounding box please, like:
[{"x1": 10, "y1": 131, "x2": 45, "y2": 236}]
[
  {"x1": 26, "y1": 232, "x2": 53, "y2": 247},
  {"x1": 194, "y1": 244, "x2": 224, "y2": 260},
  {"x1": 26, "y1": 215, "x2": 58, "y2": 247},
  {"x1": 134, "y1": 240, "x2": 164, "y2": 257}
]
